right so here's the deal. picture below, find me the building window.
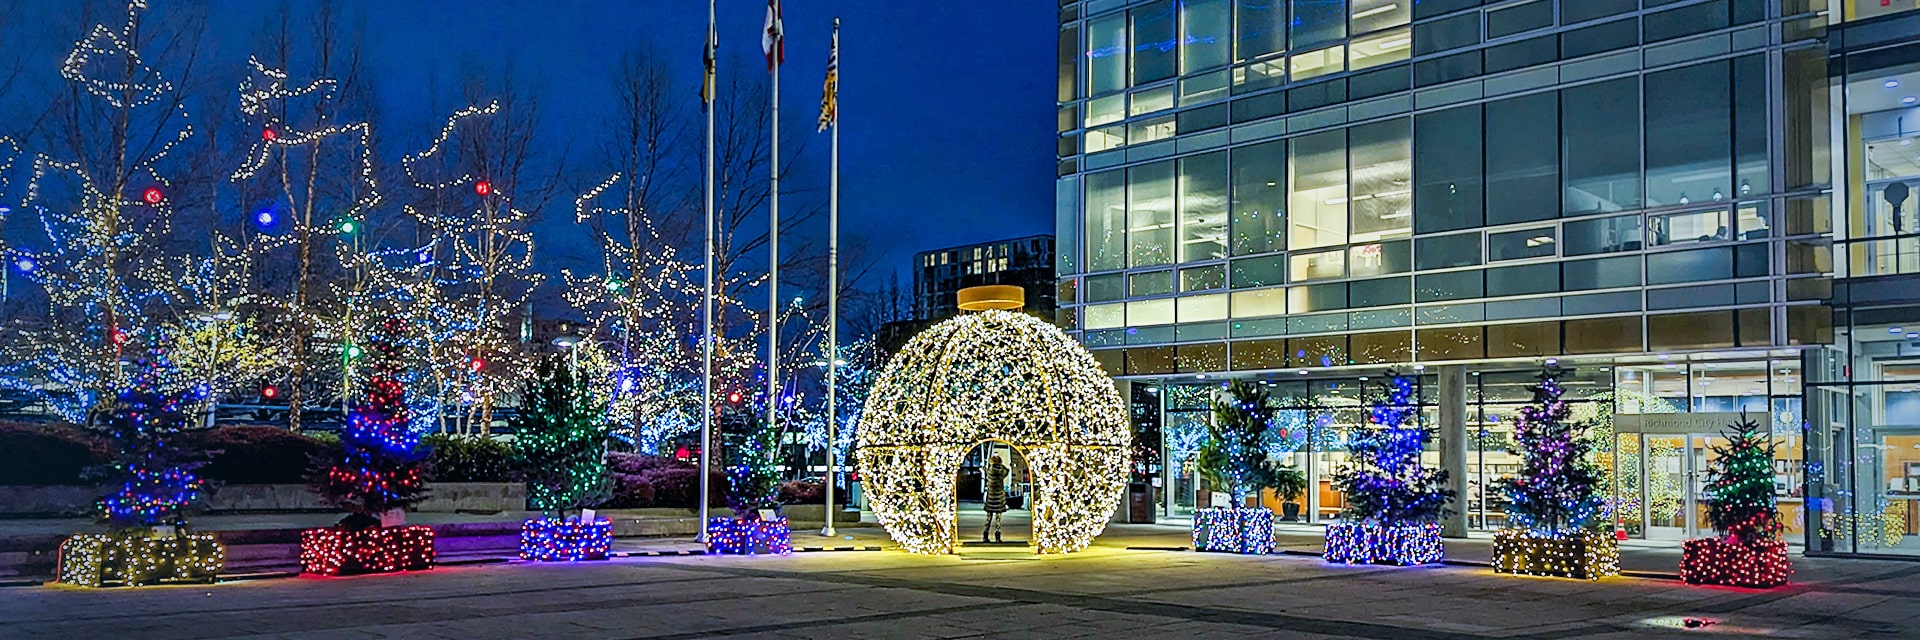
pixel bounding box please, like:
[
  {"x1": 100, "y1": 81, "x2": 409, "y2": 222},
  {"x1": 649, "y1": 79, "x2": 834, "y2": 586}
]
[
  {"x1": 1236, "y1": 0, "x2": 1286, "y2": 62},
  {"x1": 1290, "y1": 249, "x2": 1346, "y2": 282},
  {"x1": 1129, "y1": 161, "x2": 1177, "y2": 267},
  {"x1": 1489, "y1": 227, "x2": 1556, "y2": 262},
  {"x1": 1350, "y1": 119, "x2": 1412, "y2": 244},
  {"x1": 1231, "y1": 139, "x2": 1287, "y2": 255},
  {"x1": 1182, "y1": 0, "x2": 1231, "y2": 74},
  {"x1": 1649, "y1": 209, "x2": 1731, "y2": 247},
  {"x1": 1291, "y1": 0, "x2": 1348, "y2": 49},
  {"x1": 1350, "y1": 239, "x2": 1410, "y2": 277},
  {"x1": 1087, "y1": 170, "x2": 1127, "y2": 272},
  {"x1": 1133, "y1": 1, "x2": 1178, "y2": 85},
  {"x1": 1181, "y1": 265, "x2": 1227, "y2": 291},
  {"x1": 1486, "y1": 91, "x2": 1559, "y2": 225},
  {"x1": 1414, "y1": 104, "x2": 1483, "y2": 233},
  {"x1": 1289, "y1": 130, "x2": 1347, "y2": 250},
  {"x1": 1178, "y1": 152, "x2": 1229, "y2": 262},
  {"x1": 1415, "y1": 232, "x2": 1481, "y2": 270},
  {"x1": 1089, "y1": 13, "x2": 1127, "y2": 95},
  {"x1": 1563, "y1": 214, "x2": 1644, "y2": 255},
  {"x1": 1231, "y1": 255, "x2": 1286, "y2": 288},
  {"x1": 1563, "y1": 77, "x2": 1642, "y2": 214},
  {"x1": 1130, "y1": 270, "x2": 1176, "y2": 297},
  {"x1": 1646, "y1": 60, "x2": 1732, "y2": 207},
  {"x1": 1350, "y1": 0, "x2": 1410, "y2": 35},
  {"x1": 1349, "y1": 28, "x2": 1411, "y2": 71}
]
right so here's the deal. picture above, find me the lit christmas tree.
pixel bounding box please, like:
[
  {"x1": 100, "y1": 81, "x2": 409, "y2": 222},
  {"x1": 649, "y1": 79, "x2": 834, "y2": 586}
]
[
  {"x1": 1492, "y1": 365, "x2": 1619, "y2": 579},
  {"x1": 58, "y1": 348, "x2": 225, "y2": 587},
  {"x1": 1334, "y1": 372, "x2": 1452, "y2": 527},
  {"x1": 92, "y1": 351, "x2": 205, "y2": 529},
  {"x1": 310, "y1": 318, "x2": 429, "y2": 526},
  {"x1": 1199, "y1": 380, "x2": 1280, "y2": 504},
  {"x1": 512, "y1": 355, "x2": 611, "y2": 514},
  {"x1": 1499, "y1": 365, "x2": 1605, "y2": 535},
  {"x1": 1681, "y1": 414, "x2": 1790, "y2": 587},
  {"x1": 1325, "y1": 371, "x2": 1452, "y2": 565}
]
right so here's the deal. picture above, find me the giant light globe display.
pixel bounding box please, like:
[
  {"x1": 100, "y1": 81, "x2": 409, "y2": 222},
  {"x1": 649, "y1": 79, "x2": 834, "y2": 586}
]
[{"x1": 856, "y1": 309, "x2": 1129, "y2": 554}]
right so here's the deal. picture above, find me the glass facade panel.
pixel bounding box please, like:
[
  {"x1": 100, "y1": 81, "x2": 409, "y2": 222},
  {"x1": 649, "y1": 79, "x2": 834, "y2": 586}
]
[
  {"x1": 1349, "y1": 28, "x2": 1411, "y2": 71},
  {"x1": 1489, "y1": 227, "x2": 1556, "y2": 261},
  {"x1": 1129, "y1": 162, "x2": 1177, "y2": 268},
  {"x1": 1089, "y1": 14, "x2": 1127, "y2": 95},
  {"x1": 1087, "y1": 170, "x2": 1127, "y2": 272},
  {"x1": 1350, "y1": 119, "x2": 1413, "y2": 244},
  {"x1": 1289, "y1": 130, "x2": 1348, "y2": 250},
  {"x1": 1290, "y1": 249, "x2": 1346, "y2": 282},
  {"x1": 1290, "y1": 0, "x2": 1348, "y2": 49},
  {"x1": 1416, "y1": 232, "x2": 1481, "y2": 270},
  {"x1": 1232, "y1": 140, "x2": 1288, "y2": 256},
  {"x1": 1178, "y1": 152, "x2": 1229, "y2": 262},
  {"x1": 1414, "y1": 105, "x2": 1483, "y2": 233},
  {"x1": 1486, "y1": 92, "x2": 1559, "y2": 225},
  {"x1": 1182, "y1": 0, "x2": 1232, "y2": 74},
  {"x1": 1235, "y1": 0, "x2": 1286, "y2": 61},
  {"x1": 1133, "y1": 1, "x2": 1178, "y2": 84},
  {"x1": 1564, "y1": 77, "x2": 1642, "y2": 214},
  {"x1": 1564, "y1": 214, "x2": 1644, "y2": 255},
  {"x1": 1646, "y1": 61, "x2": 1733, "y2": 207}
]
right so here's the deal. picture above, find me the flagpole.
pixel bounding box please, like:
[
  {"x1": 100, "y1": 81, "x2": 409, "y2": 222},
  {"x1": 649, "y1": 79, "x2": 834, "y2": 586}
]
[
  {"x1": 698, "y1": 0, "x2": 716, "y2": 544},
  {"x1": 767, "y1": 4, "x2": 781, "y2": 466},
  {"x1": 822, "y1": 18, "x2": 840, "y2": 539}
]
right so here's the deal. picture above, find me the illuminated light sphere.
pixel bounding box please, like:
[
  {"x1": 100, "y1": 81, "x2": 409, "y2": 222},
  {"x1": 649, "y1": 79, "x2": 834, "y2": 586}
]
[
  {"x1": 345, "y1": 344, "x2": 363, "y2": 360},
  {"x1": 474, "y1": 180, "x2": 492, "y2": 196},
  {"x1": 262, "y1": 128, "x2": 277, "y2": 141},
  {"x1": 255, "y1": 209, "x2": 275, "y2": 228},
  {"x1": 141, "y1": 187, "x2": 164, "y2": 205},
  {"x1": 339, "y1": 219, "x2": 356, "y2": 234},
  {"x1": 856, "y1": 309, "x2": 1128, "y2": 555}
]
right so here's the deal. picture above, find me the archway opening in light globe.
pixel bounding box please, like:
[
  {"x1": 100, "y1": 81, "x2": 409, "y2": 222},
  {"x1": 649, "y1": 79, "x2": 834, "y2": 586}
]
[{"x1": 856, "y1": 310, "x2": 1129, "y2": 555}]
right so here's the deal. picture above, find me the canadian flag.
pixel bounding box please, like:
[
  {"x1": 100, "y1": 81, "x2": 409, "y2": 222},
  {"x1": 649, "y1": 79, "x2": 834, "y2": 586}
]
[{"x1": 762, "y1": 0, "x2": 784, "y2": 72}]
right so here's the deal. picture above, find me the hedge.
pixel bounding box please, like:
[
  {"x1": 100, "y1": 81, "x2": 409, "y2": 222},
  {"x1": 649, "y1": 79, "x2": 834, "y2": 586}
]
[
  {"x1": 184, "y1": 426, "x2": 329, "y2": 485},
  {"x1": 0, "y1": 422, "x2": 110, "y2": 485},
  {"x1": 422, "y1": 433, "x2": 517, "y2": 483},
  {"x1": 605, "y1": 453, "x2": 726, "y2": 509}
]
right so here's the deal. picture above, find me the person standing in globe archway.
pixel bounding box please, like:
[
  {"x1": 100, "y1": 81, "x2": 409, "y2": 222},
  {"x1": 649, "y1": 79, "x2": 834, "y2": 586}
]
[{"x1": 983, "y1": 454, "x2": 1010, "y2": 543}]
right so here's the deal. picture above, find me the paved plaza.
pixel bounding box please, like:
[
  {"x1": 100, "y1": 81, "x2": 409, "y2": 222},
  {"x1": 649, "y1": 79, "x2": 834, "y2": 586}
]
[{"x1": 5, "y1": 523, "x2": 1918, "y2": 640}]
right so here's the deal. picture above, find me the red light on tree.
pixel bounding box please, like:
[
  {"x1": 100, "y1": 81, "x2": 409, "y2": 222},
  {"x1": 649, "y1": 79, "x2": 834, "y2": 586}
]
[
  {"x1": 469, "y1": 358, "x2": 485, "y2": 372},
  {"x1": 261, "y1": 384, "x2": 280, "y2": 399},
  {"x1": 141, "y1": 187, "x2": 164, "y2": 205},
  {"x1": 474, "y1": 180, "x2": 492, "y2": 196},
  {"x1": 727, "y1": 391, "x2": 743, "y2": 404},
  {"x1": 262, "y1": 128, "x2": 277, "y2": 141}
]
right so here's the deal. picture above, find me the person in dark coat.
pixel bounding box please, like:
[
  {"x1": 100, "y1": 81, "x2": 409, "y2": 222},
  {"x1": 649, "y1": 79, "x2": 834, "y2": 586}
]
[{"x1": 983, "y1": 454, "x2": 1009, "y2": 542}]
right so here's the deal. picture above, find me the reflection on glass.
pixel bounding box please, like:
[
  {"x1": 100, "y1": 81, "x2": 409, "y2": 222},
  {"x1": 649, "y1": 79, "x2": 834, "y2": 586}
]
[
  {"x1": 1289, "y1": 130, "x2": 1348, "y2": 250},
  {"x1": 1129, "y1": 162, "x2": 1177, "y2": 268},
  {"x1": 1178, "y1": 152, "x2": 1230, "y2": 262}
]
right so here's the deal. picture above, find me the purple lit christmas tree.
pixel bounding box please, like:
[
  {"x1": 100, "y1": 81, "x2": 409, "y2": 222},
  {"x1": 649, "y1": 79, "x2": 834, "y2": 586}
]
[
  {"x1": 1499, "y1": 365, "x2": 1604, "y2": 535},
  {"x1": 1492, "y1": 364, "x2": 1619, "y2": 579}
]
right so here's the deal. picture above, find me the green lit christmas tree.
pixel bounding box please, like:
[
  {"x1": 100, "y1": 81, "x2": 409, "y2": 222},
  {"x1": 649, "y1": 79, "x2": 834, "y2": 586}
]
[
  {"x1": 1198, "y1": 380, "x2": 1281, "y2": 504},
  {"x1": 512, "y1": 355, "x2": 611, "y2": 514},
  {"x1": 1705, "y1": 415, "x2": 1782, "y2": 543}
]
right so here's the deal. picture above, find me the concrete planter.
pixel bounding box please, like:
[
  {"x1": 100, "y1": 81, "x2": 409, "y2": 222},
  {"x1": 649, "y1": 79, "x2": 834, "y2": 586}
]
[
  {"x1": 1492, "y1": 528, "x2": 1620, "y2": 580},
  {"x1": 1193, "y1": 507, "x2": 1274, "y2": 555}
]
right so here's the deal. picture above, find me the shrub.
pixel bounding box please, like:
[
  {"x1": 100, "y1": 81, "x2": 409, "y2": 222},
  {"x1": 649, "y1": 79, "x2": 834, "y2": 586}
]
[
  {"x1": 424, "y1": 433, "x2": 516, "y2": 483},
  {"x1": 184, "y1": 426, "x2": 328, "y2": 485},
  {"x1": 0, "y1": 423, "x2": 108, "y2": 485},
  {"x1": 604, "y1": 453, "x2": 725, "y2": 509},
  {"x1": 778, "y1": 479, "x2": 824, "y2": 505}
]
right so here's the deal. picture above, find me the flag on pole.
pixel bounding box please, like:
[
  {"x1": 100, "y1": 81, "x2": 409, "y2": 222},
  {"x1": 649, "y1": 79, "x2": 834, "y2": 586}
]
[
  {"x1": 700, "y1": 9, "x2": 717, "y2": 106},
  {"x1": 817, "y1": 23, "x2": 838, "y2": 133},
  {"x1": 762, "y1": 0, "x2": 784, "y2": 72}
]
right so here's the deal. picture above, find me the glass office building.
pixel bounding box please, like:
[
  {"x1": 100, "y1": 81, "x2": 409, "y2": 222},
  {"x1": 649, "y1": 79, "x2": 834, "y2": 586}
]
[{"x1": 1050, "y1": 0, "x2": 1920, "y2": 555}]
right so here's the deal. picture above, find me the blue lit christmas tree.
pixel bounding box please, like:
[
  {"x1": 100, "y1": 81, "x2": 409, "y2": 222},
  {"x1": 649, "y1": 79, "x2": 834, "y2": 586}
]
[
  {"x1": 92, "y1": 351, "x2": 205, "y2": 529},
  {"x1": 310, "y1": 318, "x2": 429, "y2": 527},
  {"x1": 1333, "y1": 372, "x2": 1452, "y2": 526}
]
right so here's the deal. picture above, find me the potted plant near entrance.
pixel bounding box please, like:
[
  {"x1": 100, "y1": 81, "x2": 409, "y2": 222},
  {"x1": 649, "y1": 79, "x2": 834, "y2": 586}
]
[
  {"x1": 1680, "y1": 414, "x2": 1791, "y2": 587},
  {"x1": 1193, "y1": 380, "x2": 1282, "y2": 555},
  {"x1": 513, "y1": 355, "x2": 613, "y2": 562},
  {"x1": 1492, "y1": 365, "x2": 1619, "y2": 580},
  {"x1": 1325, "y1": 371, "x2": 1453, "y2": 566},
  {"x1": 1274, "y1": 464, "x2": 1308, "y2": 522}
]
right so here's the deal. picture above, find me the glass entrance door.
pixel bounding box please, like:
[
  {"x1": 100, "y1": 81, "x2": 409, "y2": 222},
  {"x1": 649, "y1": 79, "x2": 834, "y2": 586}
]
[{"x1": 1643, "y1": 435, "x2": 1692, "y2": 540}]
